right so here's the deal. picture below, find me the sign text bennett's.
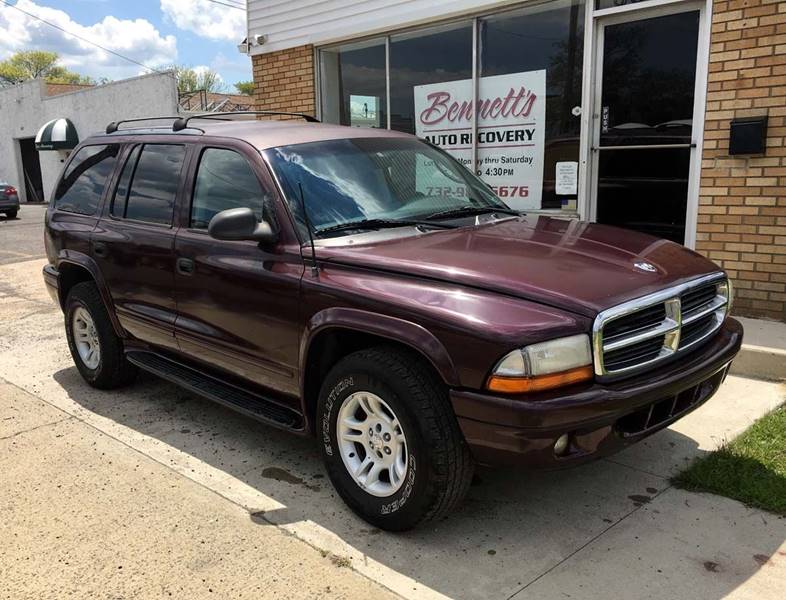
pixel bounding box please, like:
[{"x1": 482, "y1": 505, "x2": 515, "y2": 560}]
[{"x1": 418, "y1": 86, "x2": 538, "y2": 126}]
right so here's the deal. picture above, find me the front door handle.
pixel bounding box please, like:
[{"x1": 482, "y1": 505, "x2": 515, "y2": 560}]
[
  {"x1": 176, "y1": 257, "x2": 195, "y2": 276},
  {"x1": 93, "y1": 242, "x2": 109, "y2": 258}
]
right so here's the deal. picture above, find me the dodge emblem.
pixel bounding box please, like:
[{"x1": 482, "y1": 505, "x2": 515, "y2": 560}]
[{"x1": 634, "y1": 261, "x2": 657, "y2": 273}]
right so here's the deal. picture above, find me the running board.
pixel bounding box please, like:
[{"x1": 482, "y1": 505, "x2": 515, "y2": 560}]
[{"x1": 126, "y1": 351, "x2": 303, "y2": 430}]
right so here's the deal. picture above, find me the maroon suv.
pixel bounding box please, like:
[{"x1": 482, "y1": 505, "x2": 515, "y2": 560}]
[{"x1": 43, "y1": 114, "x2": 742, "y2": 530}]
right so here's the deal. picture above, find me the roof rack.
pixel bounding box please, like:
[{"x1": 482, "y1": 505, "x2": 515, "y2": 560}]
[
  {"x1": 172, "y1": 111, "x2": 319, "y2": 132},
  {"x1": 106, "y1": 116, "x2": 186, "y2": 134}
]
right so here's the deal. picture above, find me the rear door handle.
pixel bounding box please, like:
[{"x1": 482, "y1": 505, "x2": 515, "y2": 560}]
[
  {"x1": 93, "y1": 242, "x2": 109, "y2": 258},
  {"x1": 176, "y1": 257, "x2": 195, "y2": 276}
]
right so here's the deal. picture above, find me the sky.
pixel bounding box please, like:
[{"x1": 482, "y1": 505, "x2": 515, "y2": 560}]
[{"x1": 0, "y1": 0, "x2": 251, "y2": 92}]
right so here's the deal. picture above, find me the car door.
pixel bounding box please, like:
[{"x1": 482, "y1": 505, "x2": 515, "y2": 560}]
[
  {"x1": 92, "y1": 141, "x2": 189, "y2": 351},
  {"x1": 173, "y1": 143, "x2": 304, "y2": 399}
]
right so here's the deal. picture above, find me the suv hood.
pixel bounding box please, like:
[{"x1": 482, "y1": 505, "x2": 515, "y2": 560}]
[{"x1": 317, "y1": 216, "x2": 722, "y2": 318}]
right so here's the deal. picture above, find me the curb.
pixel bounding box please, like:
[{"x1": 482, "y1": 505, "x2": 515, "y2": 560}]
[{"x1": 730, "y1": 343, "x2": 786, "y2": 381}]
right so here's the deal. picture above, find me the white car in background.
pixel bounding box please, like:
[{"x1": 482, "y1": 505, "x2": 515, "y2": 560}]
[{"x1": 0, "y1": 181, "x2": 20, "y2": 219}]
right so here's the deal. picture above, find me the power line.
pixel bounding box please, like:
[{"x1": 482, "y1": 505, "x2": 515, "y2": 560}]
[
  {"x1": 0, "y1": 0, "x2": 168, "y2": 76},
  {"x1": 202, "y1": 0, "x2": 246, "y2": 10}
]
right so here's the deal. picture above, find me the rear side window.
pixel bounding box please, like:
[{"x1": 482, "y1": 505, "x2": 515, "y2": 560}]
[
  {"x1": 115, "y1": 144, "x2": 185, "y2": 225},
  {"x1": 190, "y1": 148, "x2": 267, "y2": 229},
  {"x1": 54, "y1": 145, "x2": 119, "y2": 215}
]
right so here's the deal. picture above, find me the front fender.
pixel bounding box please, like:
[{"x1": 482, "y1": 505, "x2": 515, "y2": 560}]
[{"x1": 301, "y1": 307, "x2": 460, "y2": 387}]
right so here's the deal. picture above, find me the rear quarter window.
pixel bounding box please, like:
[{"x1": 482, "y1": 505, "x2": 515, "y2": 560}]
[{"x1": 54, "y1": 145, "x2": 119, "y2": 215}]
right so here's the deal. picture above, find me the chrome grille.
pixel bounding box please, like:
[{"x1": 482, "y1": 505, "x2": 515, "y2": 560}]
[{"x1": 593, "y1": 273, "x2": 729, "y2": 378}]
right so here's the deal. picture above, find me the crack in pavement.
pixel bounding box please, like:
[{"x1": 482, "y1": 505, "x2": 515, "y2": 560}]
[
  {"x1": 0, "y1": 415, "x2": 75, "y2": 441},
  {"x1": 506, "y1": 484, "x2": 675, "y2": 599}
]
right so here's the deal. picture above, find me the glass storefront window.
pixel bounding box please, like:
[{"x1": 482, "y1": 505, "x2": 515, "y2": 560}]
[
  {"x1": 317, "y1": 0, "x2": 585, "y2": 213},
  {"x1": 320, "y1": 39, "x2": 387, "y2": 128},
  {"x1": 389, "y1": 22, "x2": 473, "y2": 135},
  {"x1": 480, "y1": 0, "x2": 585, "y2": 210}
]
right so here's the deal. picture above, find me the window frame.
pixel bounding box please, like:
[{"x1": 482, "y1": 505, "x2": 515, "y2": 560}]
[
  {"x1": 186, "y1": 145, "x2": 271, "y2": 234},
  {"x1": 106, "y1": 142, "x2": 188, "y2": 229}
]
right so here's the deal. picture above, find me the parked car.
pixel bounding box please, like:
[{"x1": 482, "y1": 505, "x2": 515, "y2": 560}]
[
  {"x1": 0, "y1": 181, "x2": 20, "y2": 218},
  {"x1": 42, "y1": 114, "x2": 742, "y2": 531}
]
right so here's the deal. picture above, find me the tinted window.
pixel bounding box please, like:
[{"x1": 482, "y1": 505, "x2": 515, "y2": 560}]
[
  {"x1": 110, "y1": 145, "x2": 141, "y2": 218},
  {"x1": 54, "y1": 145, "x2": 119, "y2": 215},
  {"x1": 124, "y1": 144, "x2": 185, "y2": 225},
  {"x1": 191, "y1": 148, "x2": 267, "y2": 229}
]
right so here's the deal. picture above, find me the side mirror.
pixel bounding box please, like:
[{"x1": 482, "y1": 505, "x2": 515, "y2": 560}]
[{"x1": 208, "y1": 207, "x2": 277, "y2": 244}]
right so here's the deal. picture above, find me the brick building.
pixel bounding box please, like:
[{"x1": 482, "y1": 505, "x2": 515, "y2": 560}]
[{"x1": 245, "y1": 0, "x2": 786, "y2": 322}]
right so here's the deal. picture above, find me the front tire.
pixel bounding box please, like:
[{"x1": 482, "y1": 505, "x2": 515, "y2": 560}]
[
  {"x1": 5, "y1": 210, "x2": 17, "y2": 219},
  {"x1": 317, "y1": 346, "x2": 474, "y2": 531},
  {"x1": 65, "y1": 281, "x2": 137, "y2": 389}
]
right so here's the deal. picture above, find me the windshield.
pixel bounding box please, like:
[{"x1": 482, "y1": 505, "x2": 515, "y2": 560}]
[{"x1": 266, "y1": 137, "x2": 510, "y2": 238}]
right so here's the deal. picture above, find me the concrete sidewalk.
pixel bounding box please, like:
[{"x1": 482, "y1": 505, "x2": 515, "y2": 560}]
[
  {"x1": 1, "y1": 251, "x2": 786, "y2": 599},
  {"x1": 0, "y1": 381, "x2": 394, "y2": 599}
]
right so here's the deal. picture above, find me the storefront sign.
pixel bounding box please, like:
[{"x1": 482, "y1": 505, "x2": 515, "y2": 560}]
[{"x1": 414, "y1": 70, "x2": 546, "y2": 210}]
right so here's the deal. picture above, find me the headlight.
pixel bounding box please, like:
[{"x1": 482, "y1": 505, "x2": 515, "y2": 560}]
[
  {"x1": 487, "y1": 334, "x2": 594, "y2": 394},
  {"x1": 718, "y1": 278, "x2": 733, "y2": 315}
]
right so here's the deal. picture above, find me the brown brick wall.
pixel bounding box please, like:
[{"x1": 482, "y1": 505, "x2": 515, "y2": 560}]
[
  {"x1": 697, "y1": 0, "x2": 786, "y2": 321},
  {"x1": 251, "y1": 45, "x2": 316, "y2": 118}
]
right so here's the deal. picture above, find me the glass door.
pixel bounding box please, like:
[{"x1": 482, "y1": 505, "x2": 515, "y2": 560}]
[{"x1": 592, "y1": 8, "x2": 701, "y2": 244}]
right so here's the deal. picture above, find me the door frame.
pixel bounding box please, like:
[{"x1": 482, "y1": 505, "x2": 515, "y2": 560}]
[{"x1": 580, "y1": 0, "x2": 711, "y2": 248}]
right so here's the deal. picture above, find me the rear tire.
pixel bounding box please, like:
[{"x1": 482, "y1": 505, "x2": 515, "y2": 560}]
[
  {"x1": 5, "y1": 210, "x2": 17, "y2": 219},
  {"x1": 317, "y1": 346, "x2": 474, "y2": 531},
  {"x1": 65, "y1": 281, "x2": 137, "y2": 389}
]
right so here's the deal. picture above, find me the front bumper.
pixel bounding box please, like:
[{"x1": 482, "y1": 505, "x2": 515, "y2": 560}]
[{"x1": 451, "y1": 317, "x2": 743, "y2": 468}]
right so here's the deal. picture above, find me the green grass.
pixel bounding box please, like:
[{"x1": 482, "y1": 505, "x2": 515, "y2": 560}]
[{"x1": 673, "y1": 405, "x2": 786, "y2": 515}]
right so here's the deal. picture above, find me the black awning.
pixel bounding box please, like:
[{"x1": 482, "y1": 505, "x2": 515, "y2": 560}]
[{"x1": 35, "y1": 118, "x2": 79, "y2": 151}]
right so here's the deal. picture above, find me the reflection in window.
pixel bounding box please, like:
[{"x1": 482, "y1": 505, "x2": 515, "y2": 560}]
[
  {"x1": 480, "y1": 0, "x2": 585, "y2": 210},
  {"x1": 111, "y1": 145, "x2": 141, "y2": 218},
  {"x1": 320, "y1": 39, "x2": 387, "y2": 128},
  {"x1": 124, "y1": 144, "x2": 185, "y2": 225},
  {"x1": 55, "y1": 145, "x2": 119, "y2": 215},
  {"x1": 600, "y1": 11, "x2": 698, "y2": 147},
  {"x1": 389, "y1": 22, "x2": 472, "y2": 134},
  {"x1": 267, "y1": 138, "x2": 502, "y2": 239},
  {"x1": 191, "y1": 149, "x2": 267, "y2": 229}
]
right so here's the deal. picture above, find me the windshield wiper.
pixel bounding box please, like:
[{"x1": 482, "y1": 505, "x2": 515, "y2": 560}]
[
  {"x1": 423, "y1": 205, "x2": 521, "y2": 221},
  {"x1": 314, "y1": 218, "x2": 457, "y2": 237}
]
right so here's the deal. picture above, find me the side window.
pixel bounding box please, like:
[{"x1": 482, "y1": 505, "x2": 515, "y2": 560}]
[
  {"x1": 190, "y1": 148, "x2": 268, "y2": 229},
  {"x1": 111, "y1": 145, "x2": 141, "y2": 218},
  {"x1": 54, "y1": 145, "x2": 119, "y2": 215},
  {"x1": 123, "y1": 144, "x2": 186, "y2": 225}
]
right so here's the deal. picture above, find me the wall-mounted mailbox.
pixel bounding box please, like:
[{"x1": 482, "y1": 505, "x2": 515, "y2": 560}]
[{"x1": 729, "y1": 116, "x2": 768, "y2": 155}]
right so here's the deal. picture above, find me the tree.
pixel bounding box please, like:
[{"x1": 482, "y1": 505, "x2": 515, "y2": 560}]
[
  {"x1": 0, "y1": 50, "x2": 94, "y2": 86},
  {"x1": 172, "y1": 65, "x2": 225, "y2": 94},
  {"x1": 234, "y1": 81, "x2": 254, "y2": 95}
]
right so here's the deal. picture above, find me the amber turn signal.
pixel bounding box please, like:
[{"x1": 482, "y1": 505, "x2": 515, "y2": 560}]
[{"x1": 487, "y1": 365, "x2": 594, "y2": 394}]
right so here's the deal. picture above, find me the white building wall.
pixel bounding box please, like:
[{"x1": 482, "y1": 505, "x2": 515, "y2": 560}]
[
  {"x1": 247, "y1": 0, "x2": 514, "y2": 54},
  {"x1": 0, "y1": 72, "x2": 178, "y2": 203}
]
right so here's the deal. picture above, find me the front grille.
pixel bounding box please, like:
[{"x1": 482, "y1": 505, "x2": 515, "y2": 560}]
[{"x1": 594, "y1": 274, "x2": 729, "y2": 378}]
